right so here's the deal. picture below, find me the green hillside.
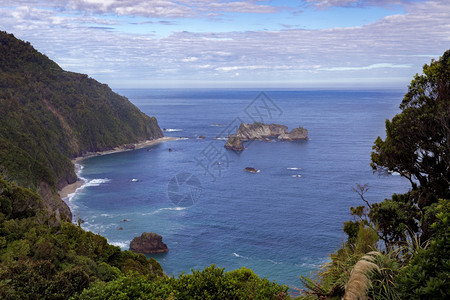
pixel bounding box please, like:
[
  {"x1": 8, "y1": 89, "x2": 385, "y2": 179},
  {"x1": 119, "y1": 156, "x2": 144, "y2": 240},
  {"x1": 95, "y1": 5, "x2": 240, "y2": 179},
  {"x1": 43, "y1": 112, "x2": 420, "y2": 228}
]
[{"x1": 0, "y1": 31, "x2": 163, "y2": 218}]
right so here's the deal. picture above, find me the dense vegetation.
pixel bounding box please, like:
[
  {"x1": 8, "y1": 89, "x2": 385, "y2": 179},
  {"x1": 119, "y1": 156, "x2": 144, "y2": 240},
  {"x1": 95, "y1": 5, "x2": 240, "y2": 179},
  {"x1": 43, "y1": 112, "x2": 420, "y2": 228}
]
[
  {"x1": 298, "y1": 50, "x2": 450, "y2": 299},
  {"x1": 0, "y1": 31, "x2": 163, "y2": 217},
  {"x1": 0, "y1": 177, "x2": 164, "y2": 299}
]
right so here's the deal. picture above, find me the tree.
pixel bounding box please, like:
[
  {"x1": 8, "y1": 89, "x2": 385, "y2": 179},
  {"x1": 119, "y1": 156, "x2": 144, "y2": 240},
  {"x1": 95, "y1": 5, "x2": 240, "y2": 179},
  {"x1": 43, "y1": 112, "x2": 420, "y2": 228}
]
[
  {"x1": 371, "y1": 50, "x2": 450, "y2": 205},
  {"x1": 371, "y1": 50, "x2": 450, "y2": 240},
  {"x1": 397, "y1": 199, "x2": 450, "y2": 299}
]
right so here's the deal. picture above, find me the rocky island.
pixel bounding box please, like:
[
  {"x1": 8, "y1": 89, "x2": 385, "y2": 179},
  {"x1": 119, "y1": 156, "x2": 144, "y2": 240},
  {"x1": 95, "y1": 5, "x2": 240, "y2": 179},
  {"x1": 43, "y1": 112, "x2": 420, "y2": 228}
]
[
  {"x1": 130, "y1": 232, "x2": 169, "y2": 254},
  {"x1": 225, "y1": 122, "x2": 308, "y2": 151}
]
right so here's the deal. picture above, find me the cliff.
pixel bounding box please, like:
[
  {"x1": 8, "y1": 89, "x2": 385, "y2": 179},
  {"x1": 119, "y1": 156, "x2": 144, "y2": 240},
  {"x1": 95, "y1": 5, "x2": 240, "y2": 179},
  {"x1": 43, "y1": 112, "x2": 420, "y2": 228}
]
[
  {"x1": 225, "y1": 122, "x2": 308, "y2": 151},
  {"x1": 0, "y1": 31, "x2": 163, "y2": 219}
]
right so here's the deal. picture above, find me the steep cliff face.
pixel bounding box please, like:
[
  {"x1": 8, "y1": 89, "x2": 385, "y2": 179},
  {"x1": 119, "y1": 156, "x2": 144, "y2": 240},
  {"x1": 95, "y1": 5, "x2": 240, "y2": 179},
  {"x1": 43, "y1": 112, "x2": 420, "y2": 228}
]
[
  {"x1": 0, "y1": 31, "x2": 163, "y2": 218},
  {"x1": 225, "y1": 122, "x2": 308, "y2": 151}
]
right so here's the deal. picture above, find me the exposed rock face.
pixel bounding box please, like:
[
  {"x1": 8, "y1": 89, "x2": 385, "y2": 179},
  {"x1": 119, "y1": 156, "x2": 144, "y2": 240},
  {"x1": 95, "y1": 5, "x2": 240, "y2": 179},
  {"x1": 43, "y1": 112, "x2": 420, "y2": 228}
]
[
  {"x1": 225, "y1": 122, "x2": 308, "y2": 151},
  {"x1": 235, "y1": 123, "x2": 288, "y2": 141},
  {"x1": 278, "y1": 126, "x2": 309, "y2": 141},
  {"x1": 129, "y1": 232, "x2": 169, "y2": 254},
  {"x1": 225, "y1": 136, "x2": 245, "y2": 151}
]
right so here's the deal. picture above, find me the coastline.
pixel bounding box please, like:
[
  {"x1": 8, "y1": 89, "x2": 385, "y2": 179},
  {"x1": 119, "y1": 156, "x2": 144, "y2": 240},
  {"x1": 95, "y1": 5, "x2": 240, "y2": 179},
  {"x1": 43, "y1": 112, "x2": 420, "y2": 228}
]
[
  {"x1": 59, "y1": 136, "x2": 178, "y2": 201},
  {"x1": 72, "y1": 136, "x2": 179, "y2": 164}
]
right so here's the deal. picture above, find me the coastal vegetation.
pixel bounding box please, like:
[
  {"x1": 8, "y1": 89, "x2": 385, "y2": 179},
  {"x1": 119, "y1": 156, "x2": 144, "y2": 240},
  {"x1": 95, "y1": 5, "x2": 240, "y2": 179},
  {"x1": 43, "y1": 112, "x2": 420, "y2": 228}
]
[
  {"x1": 298, "y1": 50, "x2": 450, "y2": 299},
  {"x1": 0, "y1": 30, "x2": 163, "y2": 219},
  {"x1": 0, "y1": 30, "x2": 448, "y2": 299}
]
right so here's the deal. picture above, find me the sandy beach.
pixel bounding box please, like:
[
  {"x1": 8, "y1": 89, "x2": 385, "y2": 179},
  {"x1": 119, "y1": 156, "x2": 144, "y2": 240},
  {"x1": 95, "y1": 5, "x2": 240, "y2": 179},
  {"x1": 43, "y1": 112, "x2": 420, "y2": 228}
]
[{"x1": 59, "y1": 136, "x2": 178, "y2": 199}]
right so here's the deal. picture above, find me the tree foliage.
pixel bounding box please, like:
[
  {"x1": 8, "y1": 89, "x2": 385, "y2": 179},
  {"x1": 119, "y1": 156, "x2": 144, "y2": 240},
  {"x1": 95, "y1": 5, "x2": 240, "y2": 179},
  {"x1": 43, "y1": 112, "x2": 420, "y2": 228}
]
[
  {"x1": 371, "y1": 50, "x2": 450, "y2": 206},
  {"x1": 0, "y1": 176, "x2": 163, "y2": 299},
  {"x1": 299, "y1": 50, "x2": 450, "y2": 300},
  {"x1": 73, "y1": 265, "x2": 289, "y2": 300},
  {"x1": 397, "y1": 199, "x2": 450, "y2": 299}
]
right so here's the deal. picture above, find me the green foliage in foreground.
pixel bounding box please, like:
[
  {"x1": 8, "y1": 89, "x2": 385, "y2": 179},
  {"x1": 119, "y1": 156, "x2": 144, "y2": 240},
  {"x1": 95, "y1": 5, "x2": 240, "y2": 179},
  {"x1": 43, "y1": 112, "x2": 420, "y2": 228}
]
[
  {"x1": 0, "y1": 177, "x2": 163, "y2": 299},
  {"x1": 397, "y1": 199, "x2": 450, "y2": 299},
  {"x1": 73, "y1": 265, "x2": 289, "y2": 300}
]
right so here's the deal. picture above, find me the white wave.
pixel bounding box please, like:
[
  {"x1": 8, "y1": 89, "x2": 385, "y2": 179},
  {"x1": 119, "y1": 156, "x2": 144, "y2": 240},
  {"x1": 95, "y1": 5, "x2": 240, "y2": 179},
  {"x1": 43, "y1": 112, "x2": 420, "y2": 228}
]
[
  {"x1": 390, "y1": 171, "x2": 400, "y2": 176},
  {"x1": 267, "y1": 259, "x2": 283, "y2": 265},
  {"x1": 84, "y1": 178, "x2": 111, "y2": 187},
  {"x1": 214, "y1": 137, "x2": 228, "y2": 140},
  {"x1": 287, "y1": 167, "x2": 301, "y2": 170},
  {"x1": 109, "y1": 241, "x2": 130, "y2": 249},
  {"x1": 232, "y1": 252, "x2": 250, "y2": 259},
  {"x1": 100, "y1": 213, "x2": 114, "y2": 217},
  {"x1": 141, "y1": 207, "x2": 187, "y2": 216},
  {"x1": 65, "y1": 176, "x2": 111, "y2": 222},
  {"x1": 164, "y1": 128, "x2": 183, "y2": 132},
  {"x1": 178, "y1": 137, "x2": 189, "y2": 140},
  {"x1": 291, "y1": 175, "x2": 302, "y2": 178},
  {"x1": 209, "y1": 124, "x2": 224, "y2": 127}
]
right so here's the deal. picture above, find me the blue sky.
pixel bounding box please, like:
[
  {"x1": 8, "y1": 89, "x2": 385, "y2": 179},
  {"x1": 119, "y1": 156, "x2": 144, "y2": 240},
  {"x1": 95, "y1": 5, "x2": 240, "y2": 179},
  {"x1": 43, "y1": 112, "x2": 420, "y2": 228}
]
[{"x1": 1, "y1": 0, "x2": 449, "y2": 88}]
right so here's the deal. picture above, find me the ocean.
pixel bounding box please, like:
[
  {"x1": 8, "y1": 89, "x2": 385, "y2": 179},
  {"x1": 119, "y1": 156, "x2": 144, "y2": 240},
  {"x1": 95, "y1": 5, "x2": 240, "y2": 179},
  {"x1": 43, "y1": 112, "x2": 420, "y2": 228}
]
[{"x1": 66, "y1": 89, "x2": 411, "y2": 289}]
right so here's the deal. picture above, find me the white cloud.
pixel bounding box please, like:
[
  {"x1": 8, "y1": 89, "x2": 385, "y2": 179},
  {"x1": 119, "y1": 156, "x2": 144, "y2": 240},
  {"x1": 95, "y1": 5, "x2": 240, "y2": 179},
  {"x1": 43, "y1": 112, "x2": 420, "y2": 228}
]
[
  {"x1": 0, "y1": 0, "x2": 283, "y2": 18},
  {"x1": 0, "y1": 0, "x2": 449, "y2": 87},
  {"x1": 321, "y1": 63, "x2": 412, "y2": 71},
  {"x1": 216, "y1": 65, "x2": 293, "y2": 72},
  {"x1": 306, "y1": 0, "x2": 416, "y2": 8},
  {"x1": 182, "y1": 57, "x2": 199, "y2": 62}
]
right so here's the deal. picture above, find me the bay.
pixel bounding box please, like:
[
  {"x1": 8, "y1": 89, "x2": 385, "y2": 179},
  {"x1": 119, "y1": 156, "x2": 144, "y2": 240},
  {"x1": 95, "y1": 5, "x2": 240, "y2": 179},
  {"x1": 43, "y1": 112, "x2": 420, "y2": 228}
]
[{"x1": 68, "y1": 89, "x2": 410, "y2": 289}]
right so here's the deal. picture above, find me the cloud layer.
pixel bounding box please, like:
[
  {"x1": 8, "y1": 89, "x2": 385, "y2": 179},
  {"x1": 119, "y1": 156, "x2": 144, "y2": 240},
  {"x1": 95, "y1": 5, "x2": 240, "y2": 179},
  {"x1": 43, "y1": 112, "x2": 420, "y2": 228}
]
[{"x1": 0, "y1": 0, "x2": 449, "y2": 88}]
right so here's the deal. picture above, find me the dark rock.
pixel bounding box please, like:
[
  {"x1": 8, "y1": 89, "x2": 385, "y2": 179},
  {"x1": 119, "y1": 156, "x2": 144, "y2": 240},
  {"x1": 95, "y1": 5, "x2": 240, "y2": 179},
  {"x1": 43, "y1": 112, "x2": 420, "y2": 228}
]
[
  {"x1": 168, "y1": 148, "x2": 173, "y2": 152},
  {"x1": 245, "y1": 167, "x2": 260, "y2": 173},
  {"x1": 198, "y1": 135, "x2": 206, "y2": 139},
  {"x1": 130, "y1": 232, "x2": 169, "y2": 254},
  {"x1": 225, "y1": 136, "x2": 245, "y2": 151},
  {"x1": 118, "y1": 227, "x2": 123, "y2": 230}
]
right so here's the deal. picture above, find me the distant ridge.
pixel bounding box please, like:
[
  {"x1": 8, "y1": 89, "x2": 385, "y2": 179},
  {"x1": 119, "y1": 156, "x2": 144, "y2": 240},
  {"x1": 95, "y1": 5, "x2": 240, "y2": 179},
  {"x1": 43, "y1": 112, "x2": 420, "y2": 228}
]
[{"x1": 0, "y1": 31, "x2": 163, "y2": 219}]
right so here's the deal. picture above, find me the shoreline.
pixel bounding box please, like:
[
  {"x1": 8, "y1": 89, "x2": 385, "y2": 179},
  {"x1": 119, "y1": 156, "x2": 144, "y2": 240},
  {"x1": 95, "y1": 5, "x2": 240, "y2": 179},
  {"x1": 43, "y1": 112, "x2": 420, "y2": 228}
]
[
  {"x1": 59, "y1": 136, "x2": 178, "y2": 201},
  {"x1": 72, "y1": 136, "x2": 178, "y2": 164}
]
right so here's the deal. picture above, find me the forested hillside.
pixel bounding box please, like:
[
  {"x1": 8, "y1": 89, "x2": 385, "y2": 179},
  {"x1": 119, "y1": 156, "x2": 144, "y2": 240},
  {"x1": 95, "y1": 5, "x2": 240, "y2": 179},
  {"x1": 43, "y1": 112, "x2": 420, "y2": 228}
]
[{"x1": 0, "y1": 31, "x2": 163, "y2": 218}]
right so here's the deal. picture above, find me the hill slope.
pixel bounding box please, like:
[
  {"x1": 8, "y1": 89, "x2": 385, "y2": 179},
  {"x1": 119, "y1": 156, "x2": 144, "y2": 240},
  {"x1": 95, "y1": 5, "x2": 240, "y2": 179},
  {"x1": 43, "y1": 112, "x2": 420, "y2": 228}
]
[{"x1": 0, "y1": 31, "x2": 163, "y2": 219}]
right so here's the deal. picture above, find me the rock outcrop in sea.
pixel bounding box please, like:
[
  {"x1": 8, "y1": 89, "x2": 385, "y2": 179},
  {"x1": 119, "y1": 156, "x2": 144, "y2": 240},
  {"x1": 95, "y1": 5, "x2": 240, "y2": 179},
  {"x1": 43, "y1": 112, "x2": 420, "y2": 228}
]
[
  {"x1": 129, "y1": 232, "x2": 169, "y2": 254},
  {"x1": 225, "y1": 122, "x2": 308, "y2": 151},
  {"x1": 245, "y1": 167, "x2": 260, "y2": 173}
]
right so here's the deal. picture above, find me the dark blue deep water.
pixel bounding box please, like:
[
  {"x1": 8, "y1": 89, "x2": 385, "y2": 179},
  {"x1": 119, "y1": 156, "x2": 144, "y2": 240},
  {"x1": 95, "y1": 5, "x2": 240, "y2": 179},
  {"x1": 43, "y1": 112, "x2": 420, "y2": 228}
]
[{"x1": 67, "y1": 89, "x2": 410, "y2": 289}]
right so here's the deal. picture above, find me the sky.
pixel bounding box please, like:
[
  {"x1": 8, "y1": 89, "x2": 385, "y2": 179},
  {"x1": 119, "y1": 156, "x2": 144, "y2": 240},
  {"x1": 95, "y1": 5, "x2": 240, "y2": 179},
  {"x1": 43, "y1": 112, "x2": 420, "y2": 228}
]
[{"x1": 1, "y1": 0, "x2": 449, "y2": 89}]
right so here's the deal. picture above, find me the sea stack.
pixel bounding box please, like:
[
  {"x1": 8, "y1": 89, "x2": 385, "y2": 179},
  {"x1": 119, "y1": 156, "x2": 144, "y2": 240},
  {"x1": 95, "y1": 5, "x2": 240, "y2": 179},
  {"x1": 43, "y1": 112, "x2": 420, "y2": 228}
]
[{"x1": 129, "y1": 232, "x2": 169, "y2": 254}]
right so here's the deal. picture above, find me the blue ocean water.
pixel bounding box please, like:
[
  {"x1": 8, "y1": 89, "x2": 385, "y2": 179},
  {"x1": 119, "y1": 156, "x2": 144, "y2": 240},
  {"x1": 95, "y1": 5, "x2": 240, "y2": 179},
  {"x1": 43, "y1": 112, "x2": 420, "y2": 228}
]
[{"x1": 67, "y1": 89, "x2": 410, "y2": 290}]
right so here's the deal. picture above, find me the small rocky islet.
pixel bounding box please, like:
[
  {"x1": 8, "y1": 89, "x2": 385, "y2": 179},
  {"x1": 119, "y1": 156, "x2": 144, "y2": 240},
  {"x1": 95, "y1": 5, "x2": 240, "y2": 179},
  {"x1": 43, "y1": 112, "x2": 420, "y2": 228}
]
[
  {"x1": 225, "y1": 122, "x2": 308, "y2": 151},
  {"x1": 129, "y1": 232, "x2": 169, "y2": 254}
]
